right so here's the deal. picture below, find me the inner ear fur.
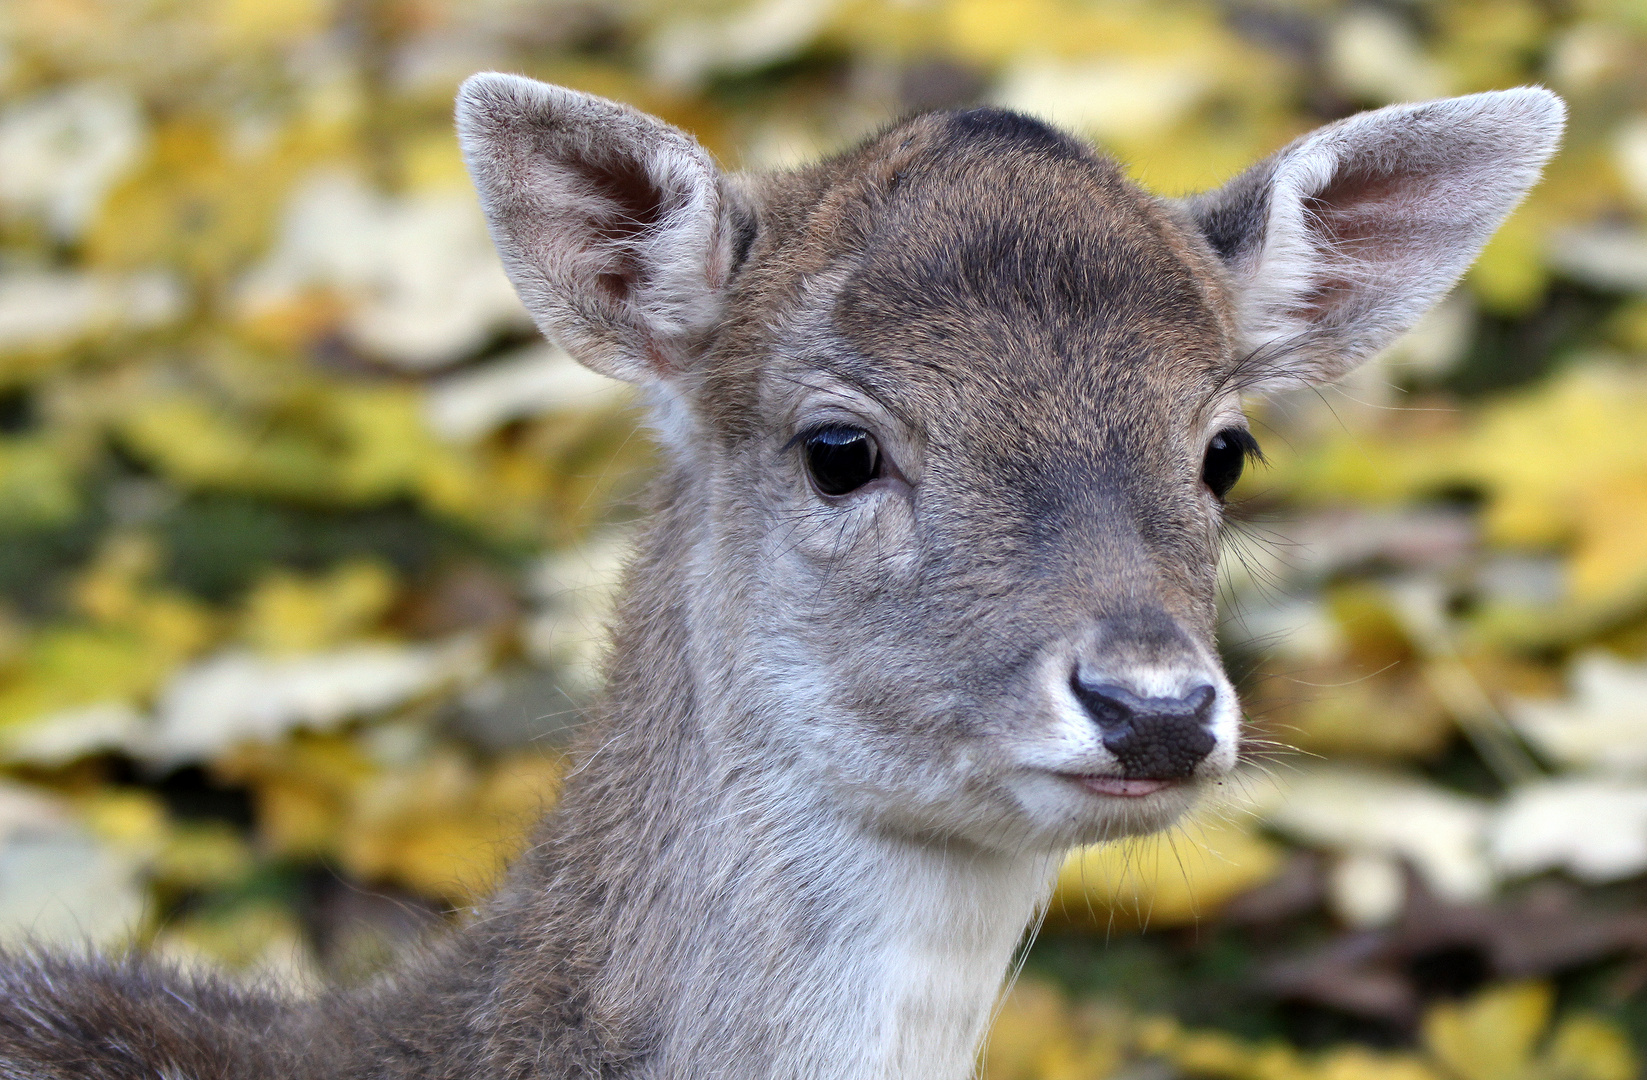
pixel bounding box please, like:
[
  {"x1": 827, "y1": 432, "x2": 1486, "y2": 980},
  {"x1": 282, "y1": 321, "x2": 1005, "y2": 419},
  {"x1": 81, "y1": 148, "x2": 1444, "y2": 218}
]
[
  {"x1": 456, "y1": 72, "x2": 738, "y2": 384},
  {"x1": 1183, "y1": 87, "x2": 1566, "y2": 390}
]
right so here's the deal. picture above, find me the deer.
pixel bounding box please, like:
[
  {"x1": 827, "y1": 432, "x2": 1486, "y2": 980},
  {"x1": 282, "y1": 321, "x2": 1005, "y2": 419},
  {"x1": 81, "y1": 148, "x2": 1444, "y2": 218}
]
[{"x1": 0, "y1": 73, "x2": 1563, "y2": 1080}]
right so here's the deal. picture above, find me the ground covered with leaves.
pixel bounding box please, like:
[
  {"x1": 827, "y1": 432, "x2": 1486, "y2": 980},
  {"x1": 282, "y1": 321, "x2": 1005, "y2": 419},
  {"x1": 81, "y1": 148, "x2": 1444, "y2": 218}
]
[{"x1": 1, "y1": 0, "x2": 1646, "y2": 1077}]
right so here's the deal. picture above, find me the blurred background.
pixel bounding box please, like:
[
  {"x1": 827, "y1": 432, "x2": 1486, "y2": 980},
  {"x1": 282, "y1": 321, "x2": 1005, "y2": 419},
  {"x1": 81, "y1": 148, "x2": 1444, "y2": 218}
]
[{"x1": 1, "y1": 0, "x2": 1645, "y2": 1076}]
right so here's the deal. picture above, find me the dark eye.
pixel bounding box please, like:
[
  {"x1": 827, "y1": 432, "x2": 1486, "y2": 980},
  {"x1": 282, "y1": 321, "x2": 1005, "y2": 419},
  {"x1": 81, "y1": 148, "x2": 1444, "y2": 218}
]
[
  {"x1": 1202, "y1": 427, "x2": 1259, "y2": 500},
  {"x1": 802, "y1": 426, "x2": 882, "y2": 496}
]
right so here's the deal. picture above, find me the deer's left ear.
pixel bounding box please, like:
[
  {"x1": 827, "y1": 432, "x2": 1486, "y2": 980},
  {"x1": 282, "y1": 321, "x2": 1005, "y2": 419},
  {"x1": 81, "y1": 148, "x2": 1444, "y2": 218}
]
[
  {"x1": 457, "y1": 72, "x2": 745, "y2": 385},
  {"x1": 1181, "y1": 88, "x2": 1565, "y2": 390}
]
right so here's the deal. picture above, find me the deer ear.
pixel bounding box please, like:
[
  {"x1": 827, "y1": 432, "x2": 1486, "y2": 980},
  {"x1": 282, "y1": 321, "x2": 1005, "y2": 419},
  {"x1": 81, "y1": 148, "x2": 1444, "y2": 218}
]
[
  {"x1": 457, "y1": 73, "x2": 740, "y2": 384},
  {"x1": 1182, "y1": 88, "x2": 1565, "y2": 391}
]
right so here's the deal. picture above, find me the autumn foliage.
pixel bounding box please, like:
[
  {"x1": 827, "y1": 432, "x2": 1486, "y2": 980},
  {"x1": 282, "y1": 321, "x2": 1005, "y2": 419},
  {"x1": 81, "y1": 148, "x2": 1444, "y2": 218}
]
[{"x1": 0, "y1": 0, "x2": 1645, "y2": 1076}]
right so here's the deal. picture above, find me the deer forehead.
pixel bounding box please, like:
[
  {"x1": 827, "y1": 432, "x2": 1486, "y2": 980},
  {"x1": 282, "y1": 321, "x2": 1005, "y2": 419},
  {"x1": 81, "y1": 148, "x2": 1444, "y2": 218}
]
[{"x1": 708, "y1": 111, "x2": 1240, "y2": 463}]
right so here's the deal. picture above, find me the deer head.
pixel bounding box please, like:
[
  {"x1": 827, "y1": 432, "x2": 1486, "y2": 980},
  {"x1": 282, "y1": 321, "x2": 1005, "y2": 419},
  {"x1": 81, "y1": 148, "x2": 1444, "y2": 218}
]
[{"x1": 457, "y1": 75, "x2": 1561, "y2": 855}]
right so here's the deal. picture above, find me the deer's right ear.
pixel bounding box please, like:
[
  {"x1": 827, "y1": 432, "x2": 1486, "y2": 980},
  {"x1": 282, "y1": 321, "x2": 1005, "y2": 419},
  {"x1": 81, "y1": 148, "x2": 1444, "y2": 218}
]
[{"x1": 457, "y1": 73, "x2": 741, "y2": 384}]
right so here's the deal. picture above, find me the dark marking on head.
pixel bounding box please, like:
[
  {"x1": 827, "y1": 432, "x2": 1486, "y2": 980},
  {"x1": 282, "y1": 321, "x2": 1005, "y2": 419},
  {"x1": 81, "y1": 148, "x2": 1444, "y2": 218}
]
[
  {"x1": 1186, "y1": 159, "x2": 1278, "y2": 264},
  {"x1": 943, "y1": 108, "x2": 1086, "y2": 161},
  {"x1": 728, "y1": 199, "x2": 759, "y2": 276}
]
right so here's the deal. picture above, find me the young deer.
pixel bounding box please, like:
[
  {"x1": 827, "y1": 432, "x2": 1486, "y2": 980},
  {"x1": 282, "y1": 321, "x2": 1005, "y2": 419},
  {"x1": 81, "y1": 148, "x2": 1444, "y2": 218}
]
[{"x1": 0, "y1": 76, "x2": 1562, "y2": 1080}]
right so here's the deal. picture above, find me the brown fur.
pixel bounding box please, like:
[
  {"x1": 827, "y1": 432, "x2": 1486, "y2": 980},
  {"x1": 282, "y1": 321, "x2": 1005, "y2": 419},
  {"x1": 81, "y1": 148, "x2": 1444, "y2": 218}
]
[{"x1": 0, "y1": 82, "x2": 1561, "y2": 1079}]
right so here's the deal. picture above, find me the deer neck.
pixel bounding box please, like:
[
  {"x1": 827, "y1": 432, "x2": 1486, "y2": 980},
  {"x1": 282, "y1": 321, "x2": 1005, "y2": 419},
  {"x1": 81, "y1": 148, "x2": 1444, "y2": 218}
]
[
  {"x1": 527, "y1": 478, "x2": 1057, "y2": 1080},
  {"x1": 601, "y1": 791, "x2": 1051, "y2": 1080}
]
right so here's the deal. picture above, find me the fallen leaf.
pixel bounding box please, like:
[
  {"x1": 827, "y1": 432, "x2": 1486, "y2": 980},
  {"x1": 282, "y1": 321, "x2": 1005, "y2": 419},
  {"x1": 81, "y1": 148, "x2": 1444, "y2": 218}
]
[
  {"x1": 0, "y1": 781, "x2": 144, "y2": 948},
  {"x1": 240, "y1": 560, "x2": 396, "y2": 655},
  {"x1": 236, "y1": 171, "x2": 529, "y2": 370},
  {"x1": 0, "y1": 269, "x2": 183, "y2": 355},
  {"x1": 1489, "y1": 777, "x2": 1647, "y2": 882},
  {"x1": 1509, "y1": 652, "x2": 1647, "y2": 776},
  {"x1": 423, "y1": 343, "x2": 629, "y2": 443},
  {"x1": 1263, "y1": 766, "x2": 1494, "y2": 904},
  {"x1": 0, "y1": 83, "x2": 148, "y2": 240},
  {"x1": 1423, "y1": 982, "x2": 1551, "y2": 1080},
  {"x1": 1051, "y1": 812, "x2": 1285, "y2": 930},
  {"x1": 150, "y1": 639, "x2": 484, "y2": 765}
]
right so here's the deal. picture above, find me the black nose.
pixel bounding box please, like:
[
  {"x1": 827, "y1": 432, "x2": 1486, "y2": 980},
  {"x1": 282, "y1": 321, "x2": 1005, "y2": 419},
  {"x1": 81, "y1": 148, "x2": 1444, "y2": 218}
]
[{"x1": 1070, "y1": 678, "x2": 1218, "y2": 779}]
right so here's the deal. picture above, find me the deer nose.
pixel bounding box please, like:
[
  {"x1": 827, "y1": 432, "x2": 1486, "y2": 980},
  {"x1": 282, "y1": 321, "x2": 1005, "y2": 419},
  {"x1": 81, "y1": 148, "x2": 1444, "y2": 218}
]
[{"x1": 1069, "y1": 678, "x2": 1218, "y2": 779}]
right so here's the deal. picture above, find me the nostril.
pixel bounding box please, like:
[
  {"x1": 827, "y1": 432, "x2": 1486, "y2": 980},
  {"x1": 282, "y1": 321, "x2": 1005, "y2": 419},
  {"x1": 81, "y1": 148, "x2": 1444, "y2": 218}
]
[
  {"x1": 1068, "y1": 680, "x2": 1214, "y2": 730},
  {"x1": 1069, "y1": 680, "x2": 1145, "y2": 735},
  {"x1": 1069, "y1": 677, "x2": 1218, "y2": 780}
]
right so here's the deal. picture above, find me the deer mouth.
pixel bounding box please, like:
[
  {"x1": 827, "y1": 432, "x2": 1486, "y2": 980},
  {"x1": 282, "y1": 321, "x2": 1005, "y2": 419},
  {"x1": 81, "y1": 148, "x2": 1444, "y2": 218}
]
[{"x1": 1067, "y1": 775, "x2": 1181, "y2": 798}]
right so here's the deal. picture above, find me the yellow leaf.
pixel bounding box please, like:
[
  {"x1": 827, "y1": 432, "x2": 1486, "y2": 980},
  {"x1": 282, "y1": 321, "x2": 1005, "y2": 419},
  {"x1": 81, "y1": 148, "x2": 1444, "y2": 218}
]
[
  {"x1": 217, "y1": 733, "x2": 376, "y2": 857},
  {"x1": 254, "y1": 774, "x2": 342, "y2": 856},
  {"x1": 151, "y1": 821, "x2": 254, "y2": 890},
  {"x1": 944, "y1": 0, "x2": 1235, "y2": 66},
  {"x1": 1134, "y1": 1015, "x2": 1181, "y2": 1057},
  {"x1": 401, "y1": 129, "x2": 470, "y2": 192},
  {"x1": 1313, "y1": 1047, "x2": 1442, "y2": 1080},
  {"x1": 86, "y1": 122, "x2": 289, "y2": 281},
  {"x1": 240, "y1": 560, "x2": 395, "y2": 654},
  {"x1": 1051, "y1": 813, "x2": 1284, "y2": 930},
  {"x1": 70, "y1": 536, "x2": 215, "y2": 658},
  {"x1": 0, "y1": 437, "x2": 82, "y2": 528},
  {"x1": 982, "y1": 980, "x2": 1075, "y2": 1080},
  {"x1": 0, "y1": 626, "x2": 178, "y2": 728},
  {"x1": 1170, "y1": 1029, "x2": 1259, "y2": 1078},
  {"x1": 1543, "y1": 1016, "x2": 1639, "y2": 1080},
  {"x1": 235, "y1": 289, "x2": 348, "y2": 353},
  {"x1": 80, "y1": 788, "x2": 168, "y2": 857},
  {"x1": 1567, "y1": 474, "x2": 1647, "y2": 604},
  {"x1": 153, "y1": 901, "x2": 311, "y2": 976},
  {"x1": 374, "y1": 815, "x2": 515, "y2": 902},
  {"x1": 1244, "y1": 416, "x2": 1454, "y2": 509},
  {"x1": 328, "y1": 748, "x2": 563, "y2": 902},
  {"x1": 329, "y1": 388, "x2": 438, "y2": 500},
  {"x1": 1259, "y1": 666, "x2": 1453, "y2": 760},
  {"x1": 1431, "y1": 0, "x2": 1549, "y2": 92},
  {"x1": 1037, "y1": 1034, "x2": 1124, "y2": 1080},
  {"x1": 1423, "y1": 982, "x2": 1552, "y2": 1080},
  {"x1": 1253, "y1": 1042, "x2": 1317, "y2": 1080},
  {"x1": 208, "y1": 0, "x2": 334, "y2": 50},
  {"x1": 1122, "y1": 109, "x2": 1304, "y2": 198},
  {"x1": 118, "y1": 392, "x2": 336, "y2": 499},
  {"x1": 476, "y1": 751, "x2": 565, "y2": 827},
  {"x1": 1464, "y1": 368, "x2": 1647, "y2": 549},
  {"x1": 1468, "y1": 209, "x2": 1549, "y2": 315},
  {"x1": 132, "y1": 593, "x2": 216, "y2": 660}
]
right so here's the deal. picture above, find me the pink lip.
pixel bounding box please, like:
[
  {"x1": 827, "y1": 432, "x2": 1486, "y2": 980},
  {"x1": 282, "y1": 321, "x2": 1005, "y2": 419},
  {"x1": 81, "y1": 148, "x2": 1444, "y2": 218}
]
[{"x1": 1070, "y1": 776, "x2": 1177, "y2": 798}]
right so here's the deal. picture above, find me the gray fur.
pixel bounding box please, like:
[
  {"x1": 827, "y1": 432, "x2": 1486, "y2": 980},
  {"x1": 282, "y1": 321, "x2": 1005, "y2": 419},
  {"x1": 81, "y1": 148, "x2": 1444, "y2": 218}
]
[{"x1": 0, "y1": 75, "x2": 1562, "y2": 1079}]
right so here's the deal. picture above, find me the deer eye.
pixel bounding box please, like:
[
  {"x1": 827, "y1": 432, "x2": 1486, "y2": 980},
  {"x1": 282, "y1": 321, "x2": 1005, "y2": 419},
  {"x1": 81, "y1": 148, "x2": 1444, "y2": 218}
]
[
  {"x1": 802, "y1": 426, "x2": 882, "y2": 496},
  {"x1": 1202, "y1": 427, "x2": 1259, "y2": 500}
]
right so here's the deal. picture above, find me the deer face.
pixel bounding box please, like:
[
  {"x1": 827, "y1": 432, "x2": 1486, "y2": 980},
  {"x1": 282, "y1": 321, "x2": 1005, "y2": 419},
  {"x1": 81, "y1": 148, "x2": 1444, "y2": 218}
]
[
  {"x1": 689, "y1": 117, "x2": 1252, "y2": 849},
  {"x1": 458, "y1": 76, "x2": 1562, "y2": 852}
]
